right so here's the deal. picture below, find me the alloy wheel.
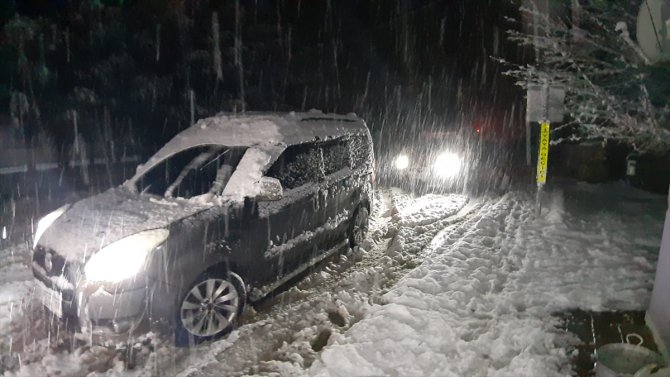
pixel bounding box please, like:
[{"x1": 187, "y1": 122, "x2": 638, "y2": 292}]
[{"x1": 179, "y1": 278, "x2": 240, "y2": 337}]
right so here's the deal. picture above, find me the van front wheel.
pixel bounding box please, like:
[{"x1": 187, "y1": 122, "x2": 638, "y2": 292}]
[{"x1": 175, "y1": 272, "x2": 246, "y2": 346}]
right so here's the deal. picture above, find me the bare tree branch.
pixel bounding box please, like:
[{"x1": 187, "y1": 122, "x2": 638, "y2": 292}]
[{"x1": 501, "y1": 4, "x2": 670, "y2": 153}]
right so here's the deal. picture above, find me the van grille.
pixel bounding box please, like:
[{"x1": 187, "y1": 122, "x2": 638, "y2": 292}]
[{"x1": 32, "y1": 247, "x2": 76, "y2": 302}]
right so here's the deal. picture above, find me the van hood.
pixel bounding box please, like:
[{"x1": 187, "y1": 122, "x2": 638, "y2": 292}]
[{"x1": 38, "y1": 188, "x2": 213, "y2": 262}]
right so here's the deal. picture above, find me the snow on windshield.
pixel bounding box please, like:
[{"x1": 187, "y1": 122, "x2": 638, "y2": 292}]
[{"x1": 134, "y1": 145, "x2": 247, "y2": 199}]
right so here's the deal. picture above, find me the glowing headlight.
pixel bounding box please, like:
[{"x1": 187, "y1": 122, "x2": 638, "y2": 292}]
[
  {"x1": 33, "y1": 205, "x2": 69, "y2": 248},
  {"x1": 394, "y1": 154, "x2": 410, "y2": 170},
  {"x1": 433, "y1": 152, "x2": 463, "y2": 178},
  {"x1": 84, "y1": 229, "x2": 169, "y2": 283}
]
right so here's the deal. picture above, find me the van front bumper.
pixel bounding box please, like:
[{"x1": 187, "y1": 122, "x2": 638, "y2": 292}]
[
  {"x1": 32, "y1": 253, "x2": 148, "y2": 341},
  {"x1": 82, "y1": 285, "x2": 147, "y2": 338}
]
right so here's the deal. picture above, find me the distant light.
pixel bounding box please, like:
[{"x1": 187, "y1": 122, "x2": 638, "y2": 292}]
[
  {"x1": 1, "y1": 226, "x2": 6, "y2": 240},
  {"x1": 476, "y1": 128, "x2": 481, "y2": 134},
  {"x1": 394, "y1": 154, "x2": 410, "y2": 170},
  {"x1": 433, "y1": 152, "x2": 462, "y2": 178}
]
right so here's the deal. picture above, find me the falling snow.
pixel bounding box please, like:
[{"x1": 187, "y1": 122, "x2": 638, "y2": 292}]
[{"x1": 1, "y1": 1, "x2": 669, "y2": 376}]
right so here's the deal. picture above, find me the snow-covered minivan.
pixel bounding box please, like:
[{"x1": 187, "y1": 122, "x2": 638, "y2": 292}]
[{"x1": 31, "y1": 111, "x2": 374, "y2": 345}]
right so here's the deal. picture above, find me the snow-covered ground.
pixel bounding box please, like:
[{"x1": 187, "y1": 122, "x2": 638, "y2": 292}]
[
  {"x1": 0, "y1": 180, "x2": 666, "y2": 377},
  {"x1": 311, "y1": 181, "x2": 665, "y2": 377}
]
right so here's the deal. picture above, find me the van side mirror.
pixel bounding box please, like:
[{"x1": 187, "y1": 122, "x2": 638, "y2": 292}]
[{"x1": 255, "y1": 177, "x2": 283, "y2": 201}]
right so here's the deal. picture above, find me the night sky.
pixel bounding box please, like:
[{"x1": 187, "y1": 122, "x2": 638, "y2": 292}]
[{"x1": 1, "y1": 0, "x2": 526, "y2": 155}]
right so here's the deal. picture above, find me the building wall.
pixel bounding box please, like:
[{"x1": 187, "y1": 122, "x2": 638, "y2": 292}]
[{"x1": 647, "y1": 191, "x2": 670, "y2": 359}]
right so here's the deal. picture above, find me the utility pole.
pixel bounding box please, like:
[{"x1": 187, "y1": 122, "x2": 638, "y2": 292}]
[{"x1": 525, "y1": 1, "x2": 541, "y2": 169}]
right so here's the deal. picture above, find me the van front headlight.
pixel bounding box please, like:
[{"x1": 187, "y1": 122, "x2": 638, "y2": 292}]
[
  {"x1": 33, "y1": 205, "x2": 70, "y2": 248},
  {"x1": 84, "y1": 229, "x2": 169, "y2": 283}
]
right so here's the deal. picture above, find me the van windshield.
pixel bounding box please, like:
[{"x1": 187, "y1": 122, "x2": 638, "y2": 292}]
[{"x1": 133, "y1": 145, "x2": 248, "y2": 199}]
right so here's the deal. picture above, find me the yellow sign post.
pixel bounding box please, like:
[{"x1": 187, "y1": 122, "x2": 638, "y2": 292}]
[
  {"x1": 536, "y1": 122, "x2": 550, "y2": 185},
  {"x1": 535, "y1": 121, "x2": 550, "y2": 216},
  {"x1": 527, "y1": 82, "x2": 562, "y2": 217}
]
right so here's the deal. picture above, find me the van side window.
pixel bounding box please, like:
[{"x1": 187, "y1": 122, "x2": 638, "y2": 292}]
[
  {"x1": 349, "y1": 134, "x2": 369, "y2": 169},
  {"x1": 267, "y1": 144, "x2": 323, "y2": 189},
  {"x1": 322, "y1": 141, "x2": 350, "y2": 175}
]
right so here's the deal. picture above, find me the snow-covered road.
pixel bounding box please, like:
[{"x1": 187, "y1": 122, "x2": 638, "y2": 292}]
[{"x1": 0, "y1": 181, "x2": 666, "y2": 377}]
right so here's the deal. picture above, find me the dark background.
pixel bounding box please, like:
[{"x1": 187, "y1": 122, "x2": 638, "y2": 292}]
[{"x1": 0, "y1": 0, "x2": 526, "y2": 159}]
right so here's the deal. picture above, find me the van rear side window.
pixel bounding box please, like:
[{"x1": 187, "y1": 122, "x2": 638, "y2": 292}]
[
  {"x1": 322, "y1": 141, "x2": 350, "y2": 175},
  {"x1": 267, "y1": 144, "x2": 323, "y2": 190},
  {"x1": 349, "y1": 134, "x2": 369, "y2": 169}
]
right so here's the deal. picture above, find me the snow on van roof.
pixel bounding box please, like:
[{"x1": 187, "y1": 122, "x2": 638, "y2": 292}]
[{"x1": 133, "y1": 110, "x2": 366, "y2": 178}]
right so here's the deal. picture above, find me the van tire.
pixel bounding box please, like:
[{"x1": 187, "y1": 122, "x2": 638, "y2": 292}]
[{"x1": 175, "y1": 271, "x2": 246, "y2": 347}]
